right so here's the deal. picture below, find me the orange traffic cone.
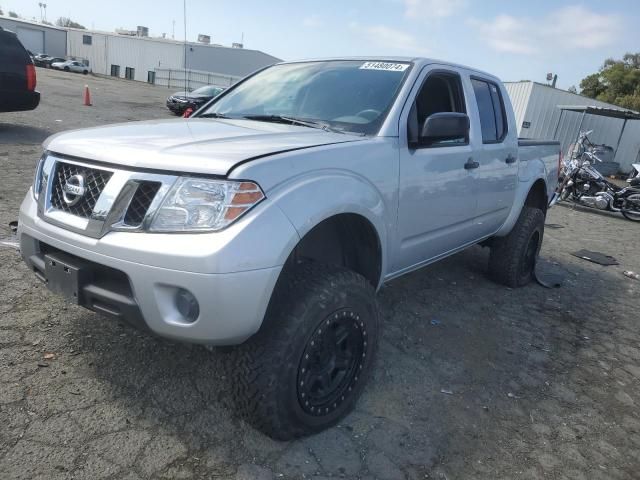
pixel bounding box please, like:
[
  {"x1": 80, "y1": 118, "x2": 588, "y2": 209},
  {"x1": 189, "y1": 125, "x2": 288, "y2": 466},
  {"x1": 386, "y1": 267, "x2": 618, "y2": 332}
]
[{"x1": 83, "y1": 85, "x2": 92, "y2": 106}]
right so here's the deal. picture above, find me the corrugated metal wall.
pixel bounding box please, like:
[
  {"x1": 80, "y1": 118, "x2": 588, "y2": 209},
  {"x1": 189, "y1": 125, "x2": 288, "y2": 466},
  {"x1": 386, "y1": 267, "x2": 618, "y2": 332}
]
[
  {"x1": 67, "y1": 30, "x2": 108, "y2": 74},
  {"x1": 107, "y1": 35, "x2": 184, "y2": 82},
  {"x1": 504, "y1": 81, "x2": 533, "y2": 131},
  {"x1": 505, "y1": 81, "x2": 640, "y2": 172}
]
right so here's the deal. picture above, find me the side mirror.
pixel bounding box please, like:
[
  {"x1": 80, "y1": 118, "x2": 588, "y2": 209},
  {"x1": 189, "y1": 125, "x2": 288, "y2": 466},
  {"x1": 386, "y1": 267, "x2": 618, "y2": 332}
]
[{"x1": 419, "y1": 112, "x2": 469, "y2": 145}]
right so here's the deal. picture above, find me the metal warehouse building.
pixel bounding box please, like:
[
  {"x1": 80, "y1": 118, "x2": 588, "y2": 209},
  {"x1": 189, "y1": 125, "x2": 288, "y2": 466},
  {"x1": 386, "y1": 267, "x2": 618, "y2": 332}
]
[
  {"x1": 65, "y1": 28, "x2": 281, "y2": 85},
  {"x1": 506, "y1": 81, "x2": 640, "y2": 173},
  {"x1": 0, "y1": 16, "x2": 66, "y2": 56}
]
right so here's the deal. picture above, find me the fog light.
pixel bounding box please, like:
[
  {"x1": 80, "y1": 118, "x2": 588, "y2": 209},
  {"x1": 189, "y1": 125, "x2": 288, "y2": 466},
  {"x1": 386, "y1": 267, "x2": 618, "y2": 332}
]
[{"x1": 175, "y1": 288, "x2": 199, "y2": 322}]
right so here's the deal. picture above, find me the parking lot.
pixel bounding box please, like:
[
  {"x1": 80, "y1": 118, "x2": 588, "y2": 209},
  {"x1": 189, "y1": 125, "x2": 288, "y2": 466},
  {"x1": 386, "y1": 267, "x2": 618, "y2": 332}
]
[{"x1": 1, "y1": 68, "x2": 639, "y2": 480}]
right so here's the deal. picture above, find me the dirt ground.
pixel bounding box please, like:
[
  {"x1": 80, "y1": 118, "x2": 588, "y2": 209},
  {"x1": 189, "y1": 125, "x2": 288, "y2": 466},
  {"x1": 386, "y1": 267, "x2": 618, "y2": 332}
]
[{"x1": 1, "y1": 68, "x2": 639, "y2": 480}]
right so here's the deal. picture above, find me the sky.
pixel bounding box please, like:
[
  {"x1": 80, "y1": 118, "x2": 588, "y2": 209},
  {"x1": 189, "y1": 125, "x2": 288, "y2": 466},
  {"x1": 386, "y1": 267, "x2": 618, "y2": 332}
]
[{"x1": 2, "y1": 0, "x2": 638, "y2": 89}]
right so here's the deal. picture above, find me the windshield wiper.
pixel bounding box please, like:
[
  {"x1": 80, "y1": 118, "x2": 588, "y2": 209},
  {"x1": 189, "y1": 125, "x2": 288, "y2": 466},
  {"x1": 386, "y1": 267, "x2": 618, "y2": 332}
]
[
  {"x1": 198, "y1": 112, "x2": 231, "y2": 119},
  {"x1": 242, "y1": 114, "x2": 343, "y2": 133}
]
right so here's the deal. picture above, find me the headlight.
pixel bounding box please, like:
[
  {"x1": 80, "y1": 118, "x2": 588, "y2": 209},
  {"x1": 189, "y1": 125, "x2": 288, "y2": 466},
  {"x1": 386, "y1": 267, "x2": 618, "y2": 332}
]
[
  {"x1": 33, "y1": 155, "x2": 45, "y2": 200},
  {"x1": 149, "y1": 178, "x2": 265, "y2": 232}
]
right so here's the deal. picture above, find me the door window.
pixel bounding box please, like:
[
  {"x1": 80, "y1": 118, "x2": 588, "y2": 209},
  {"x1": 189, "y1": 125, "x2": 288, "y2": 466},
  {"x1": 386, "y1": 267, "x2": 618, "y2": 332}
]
[
  {"x1": 411, "y1": 72, "x2": 466, "y2": 147},
  {"x1": 471, "y1": 78, "x2": 508, "y2": 143}
]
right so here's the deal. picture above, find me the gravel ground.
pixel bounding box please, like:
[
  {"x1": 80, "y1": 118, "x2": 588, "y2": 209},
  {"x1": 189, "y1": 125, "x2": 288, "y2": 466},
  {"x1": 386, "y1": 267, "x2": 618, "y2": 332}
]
[{"x1": 1, "y1": 68, "x2": 640, "y2": 480}]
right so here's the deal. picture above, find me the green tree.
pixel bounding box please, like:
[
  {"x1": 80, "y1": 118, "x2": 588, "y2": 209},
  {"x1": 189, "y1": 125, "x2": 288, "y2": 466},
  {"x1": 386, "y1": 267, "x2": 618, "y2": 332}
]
[
  {"x1": 579, "y1": 53, "x2": 640, "y2": 111},
  {"x1": 55, "y1": 17, "x2": 86, "y2": 29},
  {"x1": 0, "y1": 6, "x2": 4, "y2": 15},
  {"x1": 8, "y1": 10, "x2": 18, "y2": 17}
]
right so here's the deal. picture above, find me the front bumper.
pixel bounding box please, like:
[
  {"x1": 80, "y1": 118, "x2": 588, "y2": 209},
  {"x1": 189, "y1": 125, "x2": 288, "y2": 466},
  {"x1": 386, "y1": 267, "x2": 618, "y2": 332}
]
[{"x1": 18, "y1": 192, "x2": 296, "y2": 345}]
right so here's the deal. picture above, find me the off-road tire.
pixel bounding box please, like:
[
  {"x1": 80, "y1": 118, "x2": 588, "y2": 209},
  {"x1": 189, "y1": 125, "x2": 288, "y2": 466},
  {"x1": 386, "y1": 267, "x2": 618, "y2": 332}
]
[
  {"x1": 488, "y1": 206, "x2": 545, "y2": 287},
  {"x1": 225, "y1": 262, "x2": 379, "y2": 440}
]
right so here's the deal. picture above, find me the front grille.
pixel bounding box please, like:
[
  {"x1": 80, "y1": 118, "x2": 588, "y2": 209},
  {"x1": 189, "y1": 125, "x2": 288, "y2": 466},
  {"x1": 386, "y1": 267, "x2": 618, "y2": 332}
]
[
  {"x1": 50, "y1": 162, "x2": 113, "y2": 218},
  {"x1": 123, "y1": 181, "x2": 161, "y2": 226}
]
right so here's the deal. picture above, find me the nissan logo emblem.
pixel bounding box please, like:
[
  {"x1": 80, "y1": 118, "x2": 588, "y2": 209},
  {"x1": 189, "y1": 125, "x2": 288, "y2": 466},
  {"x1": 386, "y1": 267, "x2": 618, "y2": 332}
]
[{"x1": 62, "y1": 174, "x2": 87, "y2": 206}]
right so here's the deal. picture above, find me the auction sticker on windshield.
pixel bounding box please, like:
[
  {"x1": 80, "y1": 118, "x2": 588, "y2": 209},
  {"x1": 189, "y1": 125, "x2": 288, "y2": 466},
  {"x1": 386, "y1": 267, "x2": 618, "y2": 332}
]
[{"x1": 360, "y1": 62, "x2": 410, "y2": 72}]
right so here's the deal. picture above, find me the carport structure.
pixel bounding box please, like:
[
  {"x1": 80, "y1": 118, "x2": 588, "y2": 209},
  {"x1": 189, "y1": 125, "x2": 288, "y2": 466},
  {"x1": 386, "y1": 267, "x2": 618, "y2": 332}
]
[{"x1": 554, "y1": 105, "x2": 640, "y2": 163}]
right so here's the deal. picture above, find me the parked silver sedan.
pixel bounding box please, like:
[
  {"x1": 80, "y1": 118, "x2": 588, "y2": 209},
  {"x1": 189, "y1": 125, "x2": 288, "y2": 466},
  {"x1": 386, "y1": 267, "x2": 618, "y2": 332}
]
[{"x1": 51, "y1": 60, "x2": 90, "y2": 74}]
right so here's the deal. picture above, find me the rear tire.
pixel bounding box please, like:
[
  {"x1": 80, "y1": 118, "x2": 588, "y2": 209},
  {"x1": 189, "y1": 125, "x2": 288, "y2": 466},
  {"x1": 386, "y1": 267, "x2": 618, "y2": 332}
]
[
  {"x1": 488, "y1": 206, "x2": 545, "y2": 287},
  {"x1": 83, "y1": 70, "x2": 88, "y2": 75},
  {"x1": 226, "y1": 262, "x2": 379, "y2": 440},
  {"x1": 621, "y1": 193, "x2": 640, "y2": 222}
]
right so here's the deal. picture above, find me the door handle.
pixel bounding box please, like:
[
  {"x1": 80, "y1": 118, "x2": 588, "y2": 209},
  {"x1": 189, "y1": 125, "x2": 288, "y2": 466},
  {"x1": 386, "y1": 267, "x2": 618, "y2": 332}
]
[
  {"x1": 464, "y1": 158, "x2": 480, "y2": 170},
  {"x1": 505, "y1": 154, "x2": 517, "y2": 164}
]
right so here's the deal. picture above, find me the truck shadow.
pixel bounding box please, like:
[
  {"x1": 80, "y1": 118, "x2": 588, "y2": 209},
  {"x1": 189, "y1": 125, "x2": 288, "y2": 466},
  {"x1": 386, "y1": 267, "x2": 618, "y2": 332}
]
[{"x1": 68, "y1": 241, "x2": 631, "y2": 477}]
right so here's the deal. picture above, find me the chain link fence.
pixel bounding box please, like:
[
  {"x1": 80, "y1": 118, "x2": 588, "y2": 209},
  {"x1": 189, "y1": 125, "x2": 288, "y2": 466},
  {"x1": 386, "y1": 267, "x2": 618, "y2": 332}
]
[{"x1": 153, "y1": 68, "x2": 241, "y2": 91}]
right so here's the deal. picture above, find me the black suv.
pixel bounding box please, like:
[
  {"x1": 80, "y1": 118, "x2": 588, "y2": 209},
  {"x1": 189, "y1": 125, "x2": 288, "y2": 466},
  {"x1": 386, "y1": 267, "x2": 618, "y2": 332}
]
[{"x1": 0, "y1": 27, "x2": 40, "y2": 112}]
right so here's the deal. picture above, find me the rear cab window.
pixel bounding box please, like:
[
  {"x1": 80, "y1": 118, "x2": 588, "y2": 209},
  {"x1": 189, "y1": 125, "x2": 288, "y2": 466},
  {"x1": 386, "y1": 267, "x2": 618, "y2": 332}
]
[{"x1": 471, "y1": 77, "x2": 508, "y2": 143}]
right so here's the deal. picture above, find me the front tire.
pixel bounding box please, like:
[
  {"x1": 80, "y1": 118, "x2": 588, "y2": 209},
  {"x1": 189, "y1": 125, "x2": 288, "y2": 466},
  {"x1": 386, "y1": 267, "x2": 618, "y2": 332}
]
[
  {"x1": 64, "y1": 66, "x2": 70, "y2": 72},
  {"x1": 226, "y1": 262, "x2": 379, "y2": 440},
  {"x1": 488, "y1": 206, "x2": 545, "y2": 287}
]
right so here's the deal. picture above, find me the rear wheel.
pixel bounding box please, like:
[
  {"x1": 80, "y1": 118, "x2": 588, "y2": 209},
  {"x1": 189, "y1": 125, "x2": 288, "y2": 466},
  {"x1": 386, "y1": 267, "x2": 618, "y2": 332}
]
[
  {"x1": 621, "y1": 193, "x2": 640, "y2": 222},
  {"x1": 226, "y1": 262, "x2": 379, "y2": 440},
  {"x1": 488, "y1": 206, "x2": 545, "y2": 287},
  {"x1": 83, "y1": 70, "x2": 88, "y2": 75}
]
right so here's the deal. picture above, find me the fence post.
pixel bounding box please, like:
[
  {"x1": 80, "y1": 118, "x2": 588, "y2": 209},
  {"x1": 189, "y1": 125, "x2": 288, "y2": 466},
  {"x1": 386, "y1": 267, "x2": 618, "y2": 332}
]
[{"x1": 168, "y1": 70, "x2": 171, "y2": 88}]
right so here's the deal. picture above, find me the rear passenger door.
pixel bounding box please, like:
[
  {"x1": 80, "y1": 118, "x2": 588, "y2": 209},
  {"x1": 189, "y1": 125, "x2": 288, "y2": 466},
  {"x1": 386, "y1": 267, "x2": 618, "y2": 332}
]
[{"x1": 468, "y1": 77, "x2": 518, "y2": 236}]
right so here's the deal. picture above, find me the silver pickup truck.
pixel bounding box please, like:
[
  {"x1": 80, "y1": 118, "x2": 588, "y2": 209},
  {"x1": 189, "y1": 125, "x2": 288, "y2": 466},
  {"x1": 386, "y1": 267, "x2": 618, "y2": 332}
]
[{"x1": 18, "y1": 57, "x2": 559, "y2": 439}]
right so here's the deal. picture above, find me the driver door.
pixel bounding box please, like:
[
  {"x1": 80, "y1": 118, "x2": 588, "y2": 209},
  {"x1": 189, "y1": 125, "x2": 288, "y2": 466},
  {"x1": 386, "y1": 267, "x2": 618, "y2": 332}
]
[{"x1": 393, "y1": 66, "x2": 479, "y2": 272}]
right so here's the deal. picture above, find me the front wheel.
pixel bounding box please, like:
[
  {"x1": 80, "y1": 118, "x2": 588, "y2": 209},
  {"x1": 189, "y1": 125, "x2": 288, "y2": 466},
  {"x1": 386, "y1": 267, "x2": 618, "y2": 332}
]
[
  {"x1": 488, "y1": 206, "x2": 545, "y2": 287},
  {"x1": 83, "y1": 70, "x2": 88, "y2": 75},
  {"x1": 63, "y1": 66, "x2": 70, "y2": 71},
  {"x1": 621, "y1": 193, "x2": 640, "y2": 222},
  {"x1": 226, "y1": 262, "x2": 379, "y2": 440}
]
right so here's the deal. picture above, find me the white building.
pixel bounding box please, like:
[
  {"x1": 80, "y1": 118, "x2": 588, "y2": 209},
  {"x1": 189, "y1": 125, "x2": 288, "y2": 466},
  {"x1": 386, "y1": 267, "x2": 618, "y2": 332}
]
[
  {"x1": 66, "y1": 28, "x2": 281, "y2": 85},
  {"x1": 505, "y1": 81, "x2": 640, "y2": 172}
]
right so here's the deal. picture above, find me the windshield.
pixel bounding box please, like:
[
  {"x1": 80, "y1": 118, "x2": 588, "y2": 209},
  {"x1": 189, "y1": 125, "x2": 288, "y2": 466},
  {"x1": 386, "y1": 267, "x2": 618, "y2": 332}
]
[
  {"x1": 198, "y1": 60, "x2": 412, "y2": 135},
  {"x1": 192, "y1": 85, "x2": 224, "y2": 96}
]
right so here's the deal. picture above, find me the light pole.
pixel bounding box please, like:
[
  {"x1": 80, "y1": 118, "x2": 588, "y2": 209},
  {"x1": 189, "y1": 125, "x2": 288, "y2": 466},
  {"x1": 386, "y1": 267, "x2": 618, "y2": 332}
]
[
  {"x1": 43, "y1": 3, "x2": 47, "y2": 22},
  {"x1": 38, "y1": 2, "x2": 43, "y2": 22}
]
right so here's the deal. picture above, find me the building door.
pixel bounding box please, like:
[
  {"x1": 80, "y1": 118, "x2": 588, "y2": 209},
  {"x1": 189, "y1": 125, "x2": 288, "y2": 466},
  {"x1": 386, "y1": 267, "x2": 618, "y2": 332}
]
[
  {"x1": 110, "y1": 65, "x2": 120, "y2": 77},
  {"x1": 125, "y1": 67, "x2": 135, "y2": 80},
  {"x1": 16, "y1": 28, "x2": 44, "y2": 54},
  {"x1": 147, "y1": 71, "x2": 155, "y2": 84}
]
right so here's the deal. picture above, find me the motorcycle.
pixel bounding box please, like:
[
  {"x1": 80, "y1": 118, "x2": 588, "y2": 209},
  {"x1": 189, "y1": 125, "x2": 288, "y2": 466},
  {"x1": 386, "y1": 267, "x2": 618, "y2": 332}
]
[
  {"x1": 555, "y1": 131, "x2": 640, "y2": 222},
  {"x1": 628, "y1": 163, "x2": 640, "y2": 186}
]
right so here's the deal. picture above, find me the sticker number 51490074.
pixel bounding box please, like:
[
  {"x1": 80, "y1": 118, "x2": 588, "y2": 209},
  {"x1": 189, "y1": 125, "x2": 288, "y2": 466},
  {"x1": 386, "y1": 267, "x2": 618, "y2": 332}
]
[{"x1": 359, "y1": 62, "x2": 410, "y2": 72}]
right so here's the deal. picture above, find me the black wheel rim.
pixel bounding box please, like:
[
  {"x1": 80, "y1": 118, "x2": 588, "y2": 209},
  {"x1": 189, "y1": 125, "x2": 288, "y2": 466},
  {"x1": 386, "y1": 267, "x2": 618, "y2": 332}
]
[
  {"x1": 521, "y1": 230, "x2": 540, "y2": 278},
  {"x1": 297, "y1": 309, "x2": 366, "y2": 416}
]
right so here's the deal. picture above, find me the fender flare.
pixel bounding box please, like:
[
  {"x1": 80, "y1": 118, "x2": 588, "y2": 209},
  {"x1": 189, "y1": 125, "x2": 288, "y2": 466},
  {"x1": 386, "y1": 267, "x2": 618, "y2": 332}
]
[{"x1": 270, "y1": 170, "x2": 389, "y2": 286}]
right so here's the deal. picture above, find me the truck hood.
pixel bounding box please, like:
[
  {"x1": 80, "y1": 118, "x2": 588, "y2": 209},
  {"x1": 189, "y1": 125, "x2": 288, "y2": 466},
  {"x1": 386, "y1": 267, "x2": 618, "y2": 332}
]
[{"x1": 44, "y1": 118, "x2": 366, "y2": 176}]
